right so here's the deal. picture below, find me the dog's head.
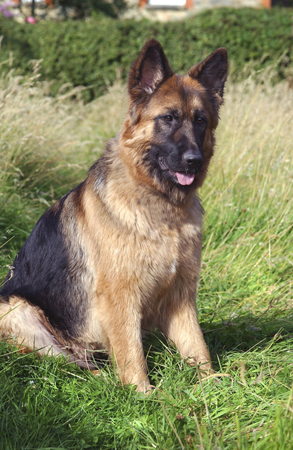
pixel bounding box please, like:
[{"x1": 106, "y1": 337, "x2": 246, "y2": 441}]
[{"x1": 121, "y1": 39, "x2": 228, "y2": 205}]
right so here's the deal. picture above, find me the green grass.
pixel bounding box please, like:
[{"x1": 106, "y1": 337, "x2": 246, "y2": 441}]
[{"x1": 1, "y1": 67, "x2": 293, "y2": 449}]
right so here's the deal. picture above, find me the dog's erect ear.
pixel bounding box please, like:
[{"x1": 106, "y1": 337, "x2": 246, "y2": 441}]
[
  {"x1": 128, "y1": 39, "x2": 174, "y2": 101},
  {"x1": 189, "y1": 48, "x2": 228, "y2": 101}
]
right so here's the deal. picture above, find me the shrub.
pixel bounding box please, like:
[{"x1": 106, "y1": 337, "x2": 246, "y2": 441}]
[{"x1": 0, "y1": 7, "x2": 292, "y2": 99}]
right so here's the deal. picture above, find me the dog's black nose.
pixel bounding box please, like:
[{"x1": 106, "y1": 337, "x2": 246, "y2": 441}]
[{"x1": 183, "y1": 152, "x2": 203, "y2": 169}]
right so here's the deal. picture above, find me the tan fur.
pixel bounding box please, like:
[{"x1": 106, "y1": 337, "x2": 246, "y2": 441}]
[
  {"x1": 0, "y1": 296, "x2": 67, "y2": 357},
  {"x1": 0, "y1": 40, "x2": 227, "y2": 392}
]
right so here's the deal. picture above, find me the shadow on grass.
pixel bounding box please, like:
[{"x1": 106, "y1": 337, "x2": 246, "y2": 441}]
[
  {"x1": 204, "y1": 313, "x2": 293, "y2": 359},
  {"x1": 143, "y1": 312, "x2": 293, "y2": 378}
]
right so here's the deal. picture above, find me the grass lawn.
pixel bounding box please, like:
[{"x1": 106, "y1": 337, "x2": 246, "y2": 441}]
[{"x1": 0, "y1": 66, "x2": 293, "y2": 449}]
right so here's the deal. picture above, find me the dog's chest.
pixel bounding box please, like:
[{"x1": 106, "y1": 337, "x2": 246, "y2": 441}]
[
  {"x1": 82, "y1": 186, "x2": 202, "y2": 298},
  {"x1": 122, "y1": 219, "x2": 200, "y2": 290}
]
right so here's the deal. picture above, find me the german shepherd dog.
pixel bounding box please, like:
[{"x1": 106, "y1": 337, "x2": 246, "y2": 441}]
[{"x1": 0, "y1": 40, "x2": 227, "y2": 392}]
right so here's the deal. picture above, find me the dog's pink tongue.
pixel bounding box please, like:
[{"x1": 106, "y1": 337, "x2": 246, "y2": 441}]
[{"x1": 176, "y1": 172, "x2": 195, "y2": 186}]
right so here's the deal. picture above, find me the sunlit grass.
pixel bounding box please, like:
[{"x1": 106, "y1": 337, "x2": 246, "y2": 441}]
[{"x1": 199, "y1": 72, "x2": 293, "y2": 322}]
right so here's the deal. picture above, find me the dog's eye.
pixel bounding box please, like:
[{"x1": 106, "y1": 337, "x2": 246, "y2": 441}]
[
  {"x1": 164, "y1": 115, "x2": 173, "y2": 122},
  {"x1": 196, "y1": 117, "x2": 205, "y2": 125}
]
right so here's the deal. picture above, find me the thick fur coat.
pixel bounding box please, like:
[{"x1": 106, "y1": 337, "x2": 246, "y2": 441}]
[{"x1": 0, "y1": 40, "x2": 228, "y2": 392}]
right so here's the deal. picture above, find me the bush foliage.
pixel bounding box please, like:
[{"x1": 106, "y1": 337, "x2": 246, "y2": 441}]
[{"x1": 0, "y1": 7, "x2": 292, "y2": 99}]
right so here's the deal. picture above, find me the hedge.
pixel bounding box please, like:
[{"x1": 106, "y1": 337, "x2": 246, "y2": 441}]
[{"x1": 0, "y1": 8, "x2": 292, "y2": 99}]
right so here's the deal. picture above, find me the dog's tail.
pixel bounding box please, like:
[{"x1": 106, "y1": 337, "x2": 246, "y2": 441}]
[
  {"x1": 0, "y1": 295, "x2": 66, "y2": 356},
  {"x1": 0, "y1": 295, "x2": 99, "y2": 369}
]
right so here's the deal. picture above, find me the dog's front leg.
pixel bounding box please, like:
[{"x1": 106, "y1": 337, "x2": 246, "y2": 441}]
[
  {"x1": 101, "y1": 308, "x2": 151, "y2": 392},
  {"x1": 159, "y1": 295, "x2": 213, "y2": 377}
]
